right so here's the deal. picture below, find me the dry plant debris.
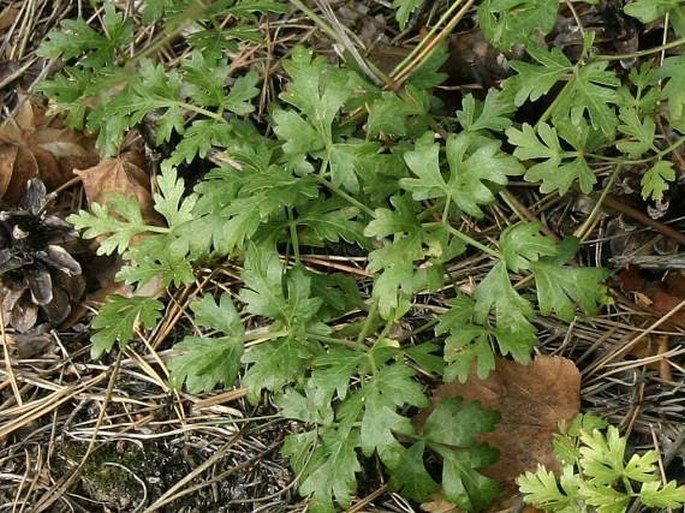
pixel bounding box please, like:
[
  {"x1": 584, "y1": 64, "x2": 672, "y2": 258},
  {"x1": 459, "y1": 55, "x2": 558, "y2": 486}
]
[
  {"x1": 0, "y1": 95, "x2": 98, "y2": 202},
  {"x1": 0, "y1": 0, "x2": 685, "y2": 512}
]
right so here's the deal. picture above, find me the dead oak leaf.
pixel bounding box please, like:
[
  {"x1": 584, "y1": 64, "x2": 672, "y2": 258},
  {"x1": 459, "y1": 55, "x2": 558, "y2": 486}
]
[
  {"x1": 0, "y1": 95, "x2": 98, "y2": 202},
  {"x1": 420, "y1": 356, "x2": 580, "y2": 489},
  {"x1": 74, "y1": 152, "x2": 159, "y2": 224}
]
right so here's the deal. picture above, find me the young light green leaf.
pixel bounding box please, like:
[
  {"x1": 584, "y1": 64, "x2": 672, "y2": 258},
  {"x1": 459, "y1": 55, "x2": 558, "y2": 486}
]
[
  {"x1": 521, "y1": 418, "x2": 685, "y2": 513},
  {"x1": 578, "y1": 427, "x2": 627, "y2": 485},
  {"x1": 623, "y1": 450, "x2": 659, "y2": 483},
  {"x1": 577, "y1": 481, "x2": 630, "y2": 513},
  {"x1": 639, "y1": 480, "x2": 685, "y2": 508},
  {"x1": 68, "y1": 195, "x2": 154, "y2": 256},
  {"x1": 641, "y1": 160, "x2": 675, "y2": 202},
  {"x1": 154, "y1": 166, "x2": 196, "y2": 227},
  {"x1": 91, "y1": 295, "x2": 164, "y2": 358},
  {"x1": 518, "y1": 465, "x2": 578, "y2": 512}
]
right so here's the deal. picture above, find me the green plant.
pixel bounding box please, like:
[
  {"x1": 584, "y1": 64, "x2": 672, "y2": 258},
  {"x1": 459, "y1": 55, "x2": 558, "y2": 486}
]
[
  {"x1": 519, "y1": 414, "x2": 685, "y2": 513},
  {"x1": 36, "y1": 0, "x2": 685, "y2": 511}
]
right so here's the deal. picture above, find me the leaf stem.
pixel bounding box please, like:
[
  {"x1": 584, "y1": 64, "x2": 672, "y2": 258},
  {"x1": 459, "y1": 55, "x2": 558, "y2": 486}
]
[
  {"x1": 177, "y1": 101, "x2": 227, "y2": 123},
  {"x1": 594, "y1": 37, "x2": 685, "y2": 61},
  {"x1": 287, "y1": 206, "x2": 301, "y2": 263},
  {"x1": 587, "y1": 134, "x2": 685, "y2": 165},
  {"x1": 425, "y1": 222, "x2": 502, "y2": 260},
  {"x1": 309, "y1": 332, "x2": 367, "y2": 351},
  {"x1": 313, "y1": 175, "x2": 376, "y2": 217},
  {"x1": 356, "y1": 300, "x2": 379, "y2": 345},
  {"x1": 574, "y1": 164, "x2": 622, "y2": 241}
]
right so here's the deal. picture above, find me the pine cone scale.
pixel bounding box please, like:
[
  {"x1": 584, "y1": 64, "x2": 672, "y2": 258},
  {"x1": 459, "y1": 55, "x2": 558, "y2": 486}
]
[{"x1": 0, "y1": 179, "x2": 85, "y2": 332}]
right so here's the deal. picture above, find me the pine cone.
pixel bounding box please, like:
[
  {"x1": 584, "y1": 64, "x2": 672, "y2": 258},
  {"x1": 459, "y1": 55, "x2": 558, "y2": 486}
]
[{"x1": 0, "y1": 179, "x2": 85, "y2": 332}]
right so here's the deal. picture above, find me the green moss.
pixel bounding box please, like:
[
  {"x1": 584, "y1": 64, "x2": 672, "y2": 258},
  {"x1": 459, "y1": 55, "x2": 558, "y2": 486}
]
[{"x1": 56, "y1": 439, "x2": 199, "y2": 511}]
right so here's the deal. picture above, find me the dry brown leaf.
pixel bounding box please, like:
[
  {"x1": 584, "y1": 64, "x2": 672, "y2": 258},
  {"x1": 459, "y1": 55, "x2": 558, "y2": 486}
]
[
  {"x1": 0, "y1": 95, "x2": 98, "y2": 202},
  {"x1": 420, "y1": 356, "x2": 580, "y2": 488},
  {"x1": 74, "y1": 152, "x2": 159, "y2": 224},
  {"x1": 617, "y1": 266, "x2": 684, "y2": 378}
]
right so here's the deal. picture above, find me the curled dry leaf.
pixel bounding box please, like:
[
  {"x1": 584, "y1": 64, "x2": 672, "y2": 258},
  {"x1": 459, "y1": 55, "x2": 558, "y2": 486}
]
[
  {"x1": 619, "y1": 265, "x2": 685, "y2": 324},
  {"x1": 615, "y1": 265, "x2": 680, "y2": 379},
  {"x1": 74, "y1": 151, "x2": 160, "y2": 224},
  {"x1": 418, "y1": 356, "x2": 580, "y2": 511},
  {"x1": 0, "y1": 95, "x2": 99, "y2": 203}
]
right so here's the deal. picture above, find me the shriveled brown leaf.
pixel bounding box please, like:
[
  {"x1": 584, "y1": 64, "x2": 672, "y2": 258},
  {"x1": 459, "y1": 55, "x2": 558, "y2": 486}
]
[
  {"x1": 420, "y1": 356, "x2": 580, "y2": 488},
  {"x1": 0, "y1": 95, "x2": 98, "y2": 202},
  {"x1": 618, "y1": 266, "x2": 685, "y2": 324},
  {"x1": 74, "y1": 152, "x2": 159, "y2": 224}
]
